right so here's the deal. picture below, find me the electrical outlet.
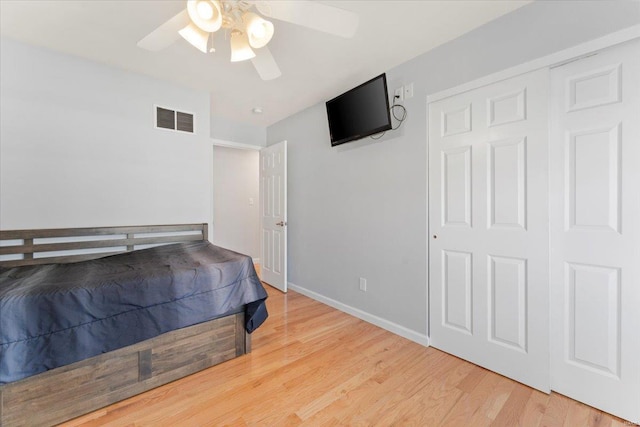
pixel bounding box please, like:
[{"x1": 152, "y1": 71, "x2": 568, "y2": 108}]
[
  {"x1": 248, "y1": 198, "x2": 254, "y2": 206},
  {"x1": 404, "y1": 83, "x2": 414, "y2": 99},
  {"x1": 394, "y1": 87, "x2": 404, "y2": 102},
  {"x1": 359, "y1": 277, "x2": 367, "y2": 292}
]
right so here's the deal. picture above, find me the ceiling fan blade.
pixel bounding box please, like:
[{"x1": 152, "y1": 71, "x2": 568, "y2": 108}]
[
  {"x1": 251, "y1": 46, "x2": 282, "y2": 81},
  {"x1": 255, "y1": 1, "x2": 358, "y2": 38},
  {"x1": 137, "y1": 10, "x2": 190, "y2": 51}
]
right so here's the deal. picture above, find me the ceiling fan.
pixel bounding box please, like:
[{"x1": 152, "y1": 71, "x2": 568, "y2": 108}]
[{"x1": 137, "y1": 0, "x2": 359, "y2": 81}]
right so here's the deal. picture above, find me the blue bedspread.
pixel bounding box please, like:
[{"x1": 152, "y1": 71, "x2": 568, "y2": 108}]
[{"x1": 0, "y1": 241, "x2": 268, "y2": 384}]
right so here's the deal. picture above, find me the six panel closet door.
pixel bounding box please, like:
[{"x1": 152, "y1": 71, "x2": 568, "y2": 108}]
[
  {"x1": 549, "y1": 39, "x2": 640, "y2": 423},
  {"x1": 428, "y1": 38, "x2": 640, "y2": 423},
  {"x1": 428, "y1": 68, "x2": 550, "y2": 393}
]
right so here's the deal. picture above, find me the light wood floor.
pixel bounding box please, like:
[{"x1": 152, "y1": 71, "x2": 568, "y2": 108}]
[{"x1": 62, "y1": 284, "x2": 628, "y2": 427}]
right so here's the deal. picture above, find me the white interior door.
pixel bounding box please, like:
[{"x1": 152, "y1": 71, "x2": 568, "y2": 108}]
[
  {"x1": 428, "y1": 69, "x2": 550, "y2": 392},
  {"x1": 549, "y1": 40, "x2": 640, "y2": 423},
  {"x1": 260, "y1": 140, "x2": 287, "y2": 292}
]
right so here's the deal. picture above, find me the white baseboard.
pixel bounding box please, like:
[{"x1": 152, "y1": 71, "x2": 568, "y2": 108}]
[{"x1": 288, "y1": 282, "x2": 430, "y2": 347}]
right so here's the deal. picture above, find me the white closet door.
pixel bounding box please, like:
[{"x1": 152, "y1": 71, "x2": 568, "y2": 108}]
[
  {"x1": 549, "y1": 39, "x2": 640, "y2": 423},
  {"x1": 428, "y1": 68, "x2": 550, "y2": 392}
]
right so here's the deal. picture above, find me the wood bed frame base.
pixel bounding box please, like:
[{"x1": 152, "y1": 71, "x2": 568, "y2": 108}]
[
  {"x1": 0, "y1": 223, "x2": 253, "y2": 427},
  {"x1": 0, "y1": 312, "x2": 251, "y2": 427}
]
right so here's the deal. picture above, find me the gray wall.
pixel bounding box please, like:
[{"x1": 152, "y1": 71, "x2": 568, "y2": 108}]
[
  {"x1": 212, "y1": 146, "x2": 260, "y2": 258},
  {"x1": 267, "y1": 1, "x2": 640, "y2": 337}
]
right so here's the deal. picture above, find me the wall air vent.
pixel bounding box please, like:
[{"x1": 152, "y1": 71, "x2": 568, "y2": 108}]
[
  {"x1": 176, "y1": 111, "x2": 194, "y2": 132},
  {"x1": 155, "y1": 106, "x2": 194, "y2": 133}
]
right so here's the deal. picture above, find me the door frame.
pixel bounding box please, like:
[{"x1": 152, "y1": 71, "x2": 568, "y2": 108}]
[{"x1": 210, "y1": 139, "x2": 262, "y2": 253}]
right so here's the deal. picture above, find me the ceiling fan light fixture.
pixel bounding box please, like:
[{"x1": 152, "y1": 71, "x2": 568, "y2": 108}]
[
  {"x1": 178, "y1": 22, "x2": 211, "y2": 53},
  {"x1": 187, "y1": 0, "x2": 222, "y2": 32},
  {"x1": 244, "y1": 12, "x2": 274, "y2": 49},
  {"x1": 230, "y1": 30, "x2": 256, "y2": 62},
  {"x1": 196, "y1": 1, "x2": 214, "y2": 19}
]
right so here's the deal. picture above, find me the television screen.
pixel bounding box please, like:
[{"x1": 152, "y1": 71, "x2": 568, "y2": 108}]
[{"x1": 326, "y1": 74, "x2": 392, "y2": 146}]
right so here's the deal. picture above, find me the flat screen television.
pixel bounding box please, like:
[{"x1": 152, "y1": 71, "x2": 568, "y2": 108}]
[{"x1": 326, "y1": 73, "x2": 392, "y2": 146}]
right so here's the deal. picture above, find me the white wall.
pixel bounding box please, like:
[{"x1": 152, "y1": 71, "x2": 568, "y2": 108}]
[
  {"x1": 212, "y1": 146, "x2": 260, "y2": 258},
  {"x1": 267, "y1": 1, "x2": 640, "y2": 339},
  {"x1": 211, "y1": 111, "x2": 266, "y2": 147},
  {"x1": 0, "y1": 38, "x2": 213, "y2": 235}
]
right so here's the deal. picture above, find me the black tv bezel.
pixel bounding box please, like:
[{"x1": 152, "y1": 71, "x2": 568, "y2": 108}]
[{"x1": 326, "y1": 73, "x2": 392, "y2": 147}]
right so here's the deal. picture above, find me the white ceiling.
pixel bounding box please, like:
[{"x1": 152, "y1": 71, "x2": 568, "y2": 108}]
[{"x1": 0, "y1": 0, "x2": 530, "y2": 127}]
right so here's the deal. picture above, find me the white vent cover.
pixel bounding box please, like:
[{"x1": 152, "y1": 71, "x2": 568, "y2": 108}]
[{"x1": 155, "y1": 106, "x2": 194, "y2": 133}]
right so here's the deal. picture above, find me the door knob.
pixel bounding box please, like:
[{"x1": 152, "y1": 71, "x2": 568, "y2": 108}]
[{"x1": 276, "y1": 221, "x2": 287, "y2": 227}]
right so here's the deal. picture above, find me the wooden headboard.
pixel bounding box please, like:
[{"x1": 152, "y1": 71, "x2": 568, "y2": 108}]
[{"x1": 0, "y1": 223, "x2": 209, "y2": 268}]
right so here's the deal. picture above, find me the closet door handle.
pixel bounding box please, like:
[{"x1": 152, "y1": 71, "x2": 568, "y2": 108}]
[{"x1": 276, "y1": 221, "x2": 287, "y2": 227}]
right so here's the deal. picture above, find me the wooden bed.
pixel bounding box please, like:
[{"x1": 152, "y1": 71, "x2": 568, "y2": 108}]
[{"x1": 0, "y1": 224, "x2": 252, "y2": 427}]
